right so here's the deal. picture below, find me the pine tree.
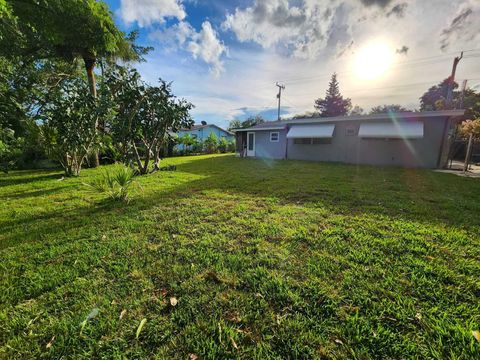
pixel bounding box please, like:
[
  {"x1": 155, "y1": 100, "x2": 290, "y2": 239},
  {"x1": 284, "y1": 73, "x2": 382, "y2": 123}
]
[{"x1": 314, "y1": 74, "x2": 352, "y2": 117}]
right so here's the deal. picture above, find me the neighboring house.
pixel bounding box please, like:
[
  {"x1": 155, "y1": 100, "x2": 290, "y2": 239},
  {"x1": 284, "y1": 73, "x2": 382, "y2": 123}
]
[
  {"x1": 175, "y1": 123, "x2": 234, "y2": 151},
  {"x1": 233, "y1": 110, "x2": 466, "y2": 168}
]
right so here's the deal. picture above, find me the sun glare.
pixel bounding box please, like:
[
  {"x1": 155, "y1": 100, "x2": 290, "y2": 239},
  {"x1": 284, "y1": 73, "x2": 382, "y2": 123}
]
[{"x1": 354, "y1": 41, "x2": 394, "y2": 81}]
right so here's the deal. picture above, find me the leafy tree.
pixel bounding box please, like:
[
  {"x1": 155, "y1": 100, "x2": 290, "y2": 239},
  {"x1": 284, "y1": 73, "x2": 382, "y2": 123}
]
[
  {"x1": 179, "y1": 133, "x2": 196, "y2": 154},
  {"x1": 107, "y1": 66, "x2": 194, "y2": 174},
  {"x1": 420, "y1": 78, "x2": 455, "y2": 111},
  {"x1": 241, "y1": 115, "x2": 265, "y2": 128},
  {"x1": 0, "y1": 127, "x2": 23, "y2": 173},
  {"x1": 459, "y1": 119, "x2": 480, "y2": 140},
  {"x1": 420, "y1": 79, "x2": 480, "y2": 117},
  {"x1": 370, "y1": 104, "x2": 409, "y2": 114},
  {"x1": 461, "y1": 89, "x2": 480, "y2": 119},
  {"x1": 228, "y1": 119, "x2": 242, "y2": 131},
  {"x1": 204, "y1": 132, "x2": 218, "y2": 153},
  {"x1": 291, "y1": 111, "x2": 319, "y2": 119},
  {"x1": 38, "y1": 78, "x2": 111, "y2": 176},
  {"x1": 314, "y1": 73, "x2": 352, "y2": 117},
  {"x1": 1, "y1": 1, "x2": 147, "y2": 167},
  {"x1": 2, "y1": 0, "x2": 137, "y2": 97},
  {"x1": 350, "y1": 105, "x2": 364, "y2": 115},
  {"x1": 218, "y1": 137, "x2": 229, "y2": 153}
]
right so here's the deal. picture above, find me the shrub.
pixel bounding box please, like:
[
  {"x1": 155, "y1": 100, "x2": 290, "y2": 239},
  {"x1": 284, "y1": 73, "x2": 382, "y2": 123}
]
[
  {"x1": 204, "y1": 132, "x2": 218, "y2": 153},
  {"x1": 84, "y1": 165, "x2": 138, "y2": 203},
  {"x1": 218, "y1": 137, "x2": 229, "y2": 153}
]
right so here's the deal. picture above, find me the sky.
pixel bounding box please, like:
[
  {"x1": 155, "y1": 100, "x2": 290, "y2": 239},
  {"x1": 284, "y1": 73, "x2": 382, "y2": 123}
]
[{"x1": 103, "y1": 0, "x2": 480, "y2": 128}]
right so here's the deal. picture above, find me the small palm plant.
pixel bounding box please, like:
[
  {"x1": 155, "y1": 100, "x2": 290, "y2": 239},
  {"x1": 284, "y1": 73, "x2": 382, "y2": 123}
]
[{"x1": 85, "y1": 165, "x2": 138, "y2": 202}]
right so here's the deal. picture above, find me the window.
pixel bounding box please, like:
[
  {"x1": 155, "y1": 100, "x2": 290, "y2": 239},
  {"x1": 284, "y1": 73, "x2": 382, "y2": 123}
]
[
  {"x1": 294, "y1": 138, "x2": 331, "y2": 145},
  {"x1": 312, "y1": 138, "x2": 332, "y2": 145},
  {"x1": 270, "y1": 132, "x2": 279, "y2": 142}
]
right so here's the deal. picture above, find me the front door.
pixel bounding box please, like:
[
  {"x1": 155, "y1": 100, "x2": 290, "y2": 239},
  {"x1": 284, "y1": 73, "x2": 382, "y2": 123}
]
[{"x1": 247, "y1": 132, "x2": 255, "y2": 157}]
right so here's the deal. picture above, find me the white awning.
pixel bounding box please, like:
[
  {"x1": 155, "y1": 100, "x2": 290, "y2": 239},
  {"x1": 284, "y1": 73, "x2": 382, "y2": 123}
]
[
  {"x1": 287, "y1": 124, "x2": 335, "y2": 138},
  {"x1": 358, "y1": 121, "x2": 423, "y2": 139}
]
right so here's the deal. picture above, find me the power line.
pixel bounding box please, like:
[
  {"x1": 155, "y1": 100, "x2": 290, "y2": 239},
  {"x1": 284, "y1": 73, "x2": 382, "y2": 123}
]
[{"x1": 251, "y1": 49, "x2": 480, "y2": 89}]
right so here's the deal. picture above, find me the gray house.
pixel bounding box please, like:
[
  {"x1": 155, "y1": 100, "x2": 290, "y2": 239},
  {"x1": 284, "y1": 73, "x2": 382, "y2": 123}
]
[{"x1": 234, "y1": 110, "x2": 465, "y2": 168}]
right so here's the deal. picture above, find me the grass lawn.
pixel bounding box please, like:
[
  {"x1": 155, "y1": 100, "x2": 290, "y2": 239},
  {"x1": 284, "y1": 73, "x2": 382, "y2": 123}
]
[{"x1": 1, "y1": 154, "x2": 479, "y2": 359}]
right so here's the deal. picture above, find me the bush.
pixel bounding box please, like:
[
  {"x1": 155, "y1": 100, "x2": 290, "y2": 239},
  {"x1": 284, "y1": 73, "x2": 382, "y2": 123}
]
[
  {"x1": 218, "y1": 137, "x2": 229, "y2": 153},
  {"x1": 84, "y1": 165, "x2": 138, "y2": 203},
  {"x1": 204, "y1": 132, "x2": 218, "y2": 153},
  {"x1": 0, "y1": 128, "x2": 23, "y2": 173}
]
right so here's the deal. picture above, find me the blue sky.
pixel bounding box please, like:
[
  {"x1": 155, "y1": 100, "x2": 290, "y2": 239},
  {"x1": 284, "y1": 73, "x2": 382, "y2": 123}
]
[{"x1": 103, "y1": 0, "x2": 480, "y2": 129}]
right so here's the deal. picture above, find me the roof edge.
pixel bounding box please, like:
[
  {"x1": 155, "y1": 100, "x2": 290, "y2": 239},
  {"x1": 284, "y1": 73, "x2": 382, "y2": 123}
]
[{"x1": 236, "y1": 110, "x2": 466, "y2": 131}]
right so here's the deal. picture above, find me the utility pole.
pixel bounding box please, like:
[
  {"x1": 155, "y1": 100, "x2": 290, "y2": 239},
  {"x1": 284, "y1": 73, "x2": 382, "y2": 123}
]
[
  {"x1": 459, "y1": 79, "x2": 468, "y2": 109},
  {"x1": 446, "y1": 52, "x2": 463, "y2": 108},
  {"x1": 276, "y1": 82, "x2": 285, "y2": 121}
]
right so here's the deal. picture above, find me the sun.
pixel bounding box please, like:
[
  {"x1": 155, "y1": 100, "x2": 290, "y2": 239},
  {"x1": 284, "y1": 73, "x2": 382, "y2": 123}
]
[{"x1": 354, "y1": 41, "x2": 394, "y2": 81}]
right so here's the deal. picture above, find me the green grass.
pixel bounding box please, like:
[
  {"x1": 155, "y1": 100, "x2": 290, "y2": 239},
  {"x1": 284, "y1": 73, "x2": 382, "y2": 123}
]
[{"x1": 1, "y1": 154, "x2": 479, "y2": 359}]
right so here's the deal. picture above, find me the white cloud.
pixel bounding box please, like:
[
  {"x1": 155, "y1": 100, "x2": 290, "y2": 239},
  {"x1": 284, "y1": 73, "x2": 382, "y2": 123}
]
[
  {"x1": 120, "y1": 0, "x2": 186, "y2": 26},
  {"x1": 187, "y1": 22, "x2": 228, "y2": 77},
  {"x1": 222, "y1": 0, "x2": 358, "y2": 59},
  {"x1": 150, "y1": 21, "x2": 227, "y2": 77},
  {"x1": 440, "y1": 0, "x2": 480, "y2": 51}
]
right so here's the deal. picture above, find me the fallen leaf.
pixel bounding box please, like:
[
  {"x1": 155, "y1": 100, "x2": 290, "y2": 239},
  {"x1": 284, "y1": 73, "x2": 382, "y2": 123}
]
[
  {"x1": 473, "y1": 330, "x2": 480, "y2": 342},
  {"x1": 102, "y1": 235, "x2": 107, "y2": 240},
  {"x1": 136, "y1": 318, "x2": 147, "y2": 339},
  {"x1": 119, "y1": 309, "x2": 127, "y2": 320},
  {"x1": 170, "y1": 297, "x2": 178, "y2": 307},
  {"x1": 188, "y1": 354, "x2": 198, "y2": 360},
  {"x1": 415, "y1": 313, "x2": 422, "y2": 321},
  {"x1": 230, "y1": 336, "x2": 238, "y2": 350},
  {"x1": 334, "y1": 339, "x2": 344, "y2": 345},
  {"x1": 46, "y1": 336, "x2": 55, "y2": 349}
]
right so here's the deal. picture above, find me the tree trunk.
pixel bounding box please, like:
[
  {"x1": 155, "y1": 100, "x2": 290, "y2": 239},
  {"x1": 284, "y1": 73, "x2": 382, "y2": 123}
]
[
  {"x1": 83, "y1": 56, "x2": 100, "y2": 167},
  {"x1": 84, "y1": 57, "x2": 97, "y2": 98},
  {"x1": 152, "y1": 144, "x2": 161, "y2": 172}
]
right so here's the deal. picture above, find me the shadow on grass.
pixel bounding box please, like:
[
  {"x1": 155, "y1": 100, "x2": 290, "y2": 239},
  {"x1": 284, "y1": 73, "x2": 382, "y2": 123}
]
[
  {"x1": 1, "y1": 155, "x2": 479, "y2": 250},
  {"x1": 0, "y1": 171, "x2": 63, "y2": 187},
  {"x1": 0, "y1": 186, "x2": 72, "y2": 200}
]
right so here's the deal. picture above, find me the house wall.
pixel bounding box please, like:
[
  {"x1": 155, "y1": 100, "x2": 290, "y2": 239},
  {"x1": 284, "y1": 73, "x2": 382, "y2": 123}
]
[
  {"x1": 286, "y1": 116, "x2": 449, "y2": 168},
  {"x1": 176, "y1": 126, "x2": 234, "y2": 150},
  {"x1": 252, "y1": 130, "x2": 287, "y2": 159}
]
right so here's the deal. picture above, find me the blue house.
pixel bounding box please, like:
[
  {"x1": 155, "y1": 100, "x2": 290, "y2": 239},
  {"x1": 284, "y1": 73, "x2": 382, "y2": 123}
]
[{"x1": 175, "y1": 123, "x2": 234, "y2": 151}]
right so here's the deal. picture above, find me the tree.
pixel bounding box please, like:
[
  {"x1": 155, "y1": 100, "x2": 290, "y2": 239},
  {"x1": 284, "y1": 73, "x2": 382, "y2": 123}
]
[
  {"x1": 39, "y1": 78, "x2": 109, "y2": 176},
  {"x1": 107, "y1": 66, "x2": 194, "y2": 174},
  {"x1": 204, "y1": 132, "x2": 218, "y2": 153},
  {"x1": 2, "y1": 0, "x2": 137, "y2": 97},
  {"x1": 460, "y1": 119, "x2": 480, "y2": 140},
  {"x1": 350, "y1": 105, "x2": 364, "y2": 115},
  {"x1": 228, "y1": 119, "x2": 242, "y2": 131},
  {"x1": 459, "y1": 118, "x2": 480, "y2": 171},
  {"x1": 241, "y1": 115, "x2": 265, "y2": 128},
  {"x1": 0, "y1": 127, "x2": 23, "y2": 173},
  {"x1": 218, "y1": 137, "x2": 229, "y2": 153},
  {"x1": 314, "y1": 73, "x2": 352, "y2": 117},
  {"x1": 370, "y1": 104, "x2": 409, "y2": 114},
  {"x1": 420, "y1": 78, "x2": 455, "y2": 111},
  {"x1": 1, "y1": 0, "x2": 144, "y2": 167},
  {"x1": 179, "y1": 133, "x2": 196, "y2": 154}
]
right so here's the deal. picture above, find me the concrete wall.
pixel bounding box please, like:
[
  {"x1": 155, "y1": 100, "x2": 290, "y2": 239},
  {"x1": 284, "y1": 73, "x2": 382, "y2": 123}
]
[
  {"x1": 285, "y1": 117, "x2": 449, "y2": 168},
  {"x1": 252, "y1": 130, "x2": 287, "y2": 159}
]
